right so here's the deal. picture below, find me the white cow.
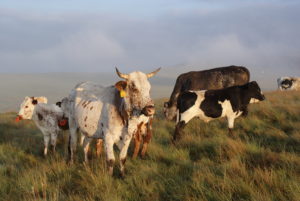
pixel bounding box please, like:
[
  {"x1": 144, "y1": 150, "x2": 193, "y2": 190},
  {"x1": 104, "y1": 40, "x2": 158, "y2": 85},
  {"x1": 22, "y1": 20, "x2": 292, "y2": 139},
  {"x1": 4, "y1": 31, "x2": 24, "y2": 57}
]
[
  {"x1": 277, "y1": 77, "x2": 300, "y2": 91},
  {"x1": 66, "y1": 68, "x2": 160, "y2": 176},
  {"x1": 16, "y1": 96, "x2": 68, "y2": 156}
]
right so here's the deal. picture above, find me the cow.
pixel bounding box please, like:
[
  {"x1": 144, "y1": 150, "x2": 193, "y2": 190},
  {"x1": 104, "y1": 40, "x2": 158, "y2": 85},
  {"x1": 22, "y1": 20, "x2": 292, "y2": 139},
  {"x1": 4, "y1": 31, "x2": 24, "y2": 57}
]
[
  {"x1": 164, "y1": 65, "x2": 250, "y2": 121},
  {"x1": 66, "y1": 68, "x2": 160, "y2": 176},
  {"x1": 277, "y1": 77, "x2": 300, "y2": 91},
  {"x1": 16, "y1": 96, "x2": 69, "y2": 156},
  {"x1": 173, "y1": 81, "x2": 265, "y2": 142}
]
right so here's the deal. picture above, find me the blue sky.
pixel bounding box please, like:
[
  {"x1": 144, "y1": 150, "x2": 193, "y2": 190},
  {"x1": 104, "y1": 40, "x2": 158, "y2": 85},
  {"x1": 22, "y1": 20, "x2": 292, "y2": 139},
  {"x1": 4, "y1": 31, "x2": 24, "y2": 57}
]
[{"x1": 0, "y1": 0, "x2": 299, "y2": 87}]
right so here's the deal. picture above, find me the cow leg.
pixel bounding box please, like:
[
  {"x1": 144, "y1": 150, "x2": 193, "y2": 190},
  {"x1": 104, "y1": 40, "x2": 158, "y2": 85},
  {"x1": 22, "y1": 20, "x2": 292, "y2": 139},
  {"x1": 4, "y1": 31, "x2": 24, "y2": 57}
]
[
  {"x1": 104, "y1": 135, "x2": 115, "y2": 176},
  {"x1": 80, "y1": 134, "x2": 85, "y2": 146},
  {"x1": 50, "y1": 132, "x2": 58, "y2": 153},
  {"x1": 132, "y1": 123, "x2": 142, "y2": 159},
  {"x1": 173, "y1": 121, "x2": 186, "y2": 143},
  {"x1": 43, "y1": 133, "x2": 50, "y2": 156},
  {"x1": 82, "y1": 137, "x2": 92, "y2": 164},
  {"x1": 227, "y1": 117, "x2": 236, "y2": 138},
  {"x1": 141, "y1": 121, "x2": 153, "y2": 158},
  {"x1": 96, "y1": 139, "x2": 103, "y2": 157},
  {"x1": 118, "y1": 135, "x2": 133, "y2": 177},
  {"x1": 68, "y1": 118, "x2": 78, "y2": 164}
]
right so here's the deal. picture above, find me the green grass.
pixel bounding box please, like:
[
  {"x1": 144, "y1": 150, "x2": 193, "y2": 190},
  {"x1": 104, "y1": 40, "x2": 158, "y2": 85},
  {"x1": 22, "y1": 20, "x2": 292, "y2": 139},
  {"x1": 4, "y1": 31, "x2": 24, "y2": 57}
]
[{"x1": 0, "y1": 91, "x2": 300, "y2": 201}]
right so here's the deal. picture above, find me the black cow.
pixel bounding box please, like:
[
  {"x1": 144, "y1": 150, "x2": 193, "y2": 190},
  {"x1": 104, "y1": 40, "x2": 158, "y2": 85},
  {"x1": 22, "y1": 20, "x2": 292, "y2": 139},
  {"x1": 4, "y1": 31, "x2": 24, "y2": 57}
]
[
  {"x1": 173, "y1": 81, "x2": 265, "y2": 142},
  {"x1": 164, "y1": 65, "x2": 250, "y2": 120}
]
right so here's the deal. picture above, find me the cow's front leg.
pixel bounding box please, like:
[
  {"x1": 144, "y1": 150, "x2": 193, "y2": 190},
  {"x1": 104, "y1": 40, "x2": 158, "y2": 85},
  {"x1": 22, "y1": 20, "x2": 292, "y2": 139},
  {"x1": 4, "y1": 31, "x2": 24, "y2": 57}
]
[
  {"x1": 141, "y1": 121, "x2": 153, "y2": 158},
  {"x1": 132, "y1": 123, "x2": 142, "y2": 159},
  {"x1": 173, "y1": 121, "x2": 186, "y2": 143},
  {"x1": 43, "y1": 133, "x2": 50, "y2": 156},
  {"x1": 118, "y1": 138, "x2": 132, "y2": 177},
  {"x1": 105, "y1": 135, "x2": 115, "y2": 176},
  {"x1": 50, "y1": 132, "x2": 58, "y2": 153},
  {"x1": 82, "y1": 137, "x2": 92, "y2": 164},
  {"x1": 227, "y1": 117, "x2": 236, "y2": 139}
]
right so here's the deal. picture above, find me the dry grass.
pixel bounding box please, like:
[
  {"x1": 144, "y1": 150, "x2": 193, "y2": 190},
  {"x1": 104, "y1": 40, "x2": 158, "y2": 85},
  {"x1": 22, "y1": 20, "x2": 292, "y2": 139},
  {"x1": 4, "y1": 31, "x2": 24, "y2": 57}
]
[{"x1": 0, "y1": 90, "x2": 300, "y2": 201}]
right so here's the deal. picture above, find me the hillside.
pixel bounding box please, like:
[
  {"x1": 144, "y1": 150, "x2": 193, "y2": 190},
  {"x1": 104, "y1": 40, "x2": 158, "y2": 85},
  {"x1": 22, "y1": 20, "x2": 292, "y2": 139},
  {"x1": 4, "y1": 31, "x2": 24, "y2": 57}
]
[{"x1": 0, "y1": 91, "x2": 299, "y2": 201}]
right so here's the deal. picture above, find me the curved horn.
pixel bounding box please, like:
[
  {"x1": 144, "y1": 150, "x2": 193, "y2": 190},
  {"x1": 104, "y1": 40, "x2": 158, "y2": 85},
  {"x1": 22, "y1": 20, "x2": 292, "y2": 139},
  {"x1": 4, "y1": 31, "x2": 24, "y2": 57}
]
[
  {"x1": 115, "y1": 67, "x2": 129, "y2": 79},
  {"x1": 147, "y1": 67, "x2": 161, "y2": 78}
]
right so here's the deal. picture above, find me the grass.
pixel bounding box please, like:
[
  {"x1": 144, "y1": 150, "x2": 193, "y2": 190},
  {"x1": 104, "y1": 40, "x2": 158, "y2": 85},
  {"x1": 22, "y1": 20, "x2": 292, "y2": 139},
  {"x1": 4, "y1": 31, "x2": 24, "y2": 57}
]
[{"x1": 0, "y1": 90, "x2": 300, "y2": 201}]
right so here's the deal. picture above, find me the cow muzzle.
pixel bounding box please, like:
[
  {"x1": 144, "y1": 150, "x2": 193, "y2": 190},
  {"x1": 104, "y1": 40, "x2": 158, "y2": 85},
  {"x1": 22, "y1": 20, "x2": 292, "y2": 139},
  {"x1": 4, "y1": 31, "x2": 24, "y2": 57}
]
[{"x1": 141, "y1": 105, "x2": 155, "y2": 117}]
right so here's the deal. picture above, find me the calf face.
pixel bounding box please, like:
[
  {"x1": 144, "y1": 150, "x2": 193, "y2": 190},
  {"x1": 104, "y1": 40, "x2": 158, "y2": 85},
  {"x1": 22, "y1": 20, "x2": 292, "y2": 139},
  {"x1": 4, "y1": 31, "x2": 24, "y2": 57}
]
[{"x1": 17, "y1": 96, "x2": 48, "y2": 120}]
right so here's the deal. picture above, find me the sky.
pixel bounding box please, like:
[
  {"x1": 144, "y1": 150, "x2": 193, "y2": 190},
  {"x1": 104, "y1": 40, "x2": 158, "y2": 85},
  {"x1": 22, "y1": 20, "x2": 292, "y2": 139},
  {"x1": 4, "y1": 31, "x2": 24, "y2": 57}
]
[{"x1": 0, "y1": 0, "x2": 299, "y2": 87}]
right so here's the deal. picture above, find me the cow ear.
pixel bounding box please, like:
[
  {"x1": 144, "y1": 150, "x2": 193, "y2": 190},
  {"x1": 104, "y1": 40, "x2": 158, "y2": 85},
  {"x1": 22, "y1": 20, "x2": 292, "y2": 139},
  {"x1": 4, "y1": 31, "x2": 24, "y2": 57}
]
[
  {"x1": 115, "y1": 81, "x2": 127, "y2": 91},
  {"x1": 32, "y1": 99, "x2": 38, "y2": 105}
]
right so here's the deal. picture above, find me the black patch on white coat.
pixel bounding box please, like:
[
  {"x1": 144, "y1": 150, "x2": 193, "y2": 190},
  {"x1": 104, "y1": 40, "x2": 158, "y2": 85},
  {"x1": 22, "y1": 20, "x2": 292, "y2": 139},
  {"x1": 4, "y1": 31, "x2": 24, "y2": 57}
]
[
  {"x1": 281, "y1": 79, "x2": 293, "y2": 89},
  {"x1": 177, "y1": 92, "x2": 197, "y2": 114}
]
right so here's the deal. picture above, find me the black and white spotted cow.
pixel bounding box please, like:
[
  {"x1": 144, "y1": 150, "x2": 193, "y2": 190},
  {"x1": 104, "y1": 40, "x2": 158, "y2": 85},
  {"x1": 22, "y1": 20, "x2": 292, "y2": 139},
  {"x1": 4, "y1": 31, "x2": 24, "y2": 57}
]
[
  {"x1": 173, "y1": 81, "x2": 265, "y2": 142},
  {"x1": 16, "y1": 96, "x2": 68, "y2": 156},
  {"x1": 164, "y1": 66, "x2": 250, "y2": 121},
  {"x1": 277, "y1": 77, "x2": 300, "y2": 91}
]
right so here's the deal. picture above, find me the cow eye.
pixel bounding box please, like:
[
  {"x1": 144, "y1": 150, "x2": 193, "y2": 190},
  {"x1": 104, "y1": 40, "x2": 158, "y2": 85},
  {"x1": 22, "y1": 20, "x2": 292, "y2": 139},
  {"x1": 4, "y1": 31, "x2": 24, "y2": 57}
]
[{"x1": 25, "y1": 106, "x2": 28, "y2": 108}]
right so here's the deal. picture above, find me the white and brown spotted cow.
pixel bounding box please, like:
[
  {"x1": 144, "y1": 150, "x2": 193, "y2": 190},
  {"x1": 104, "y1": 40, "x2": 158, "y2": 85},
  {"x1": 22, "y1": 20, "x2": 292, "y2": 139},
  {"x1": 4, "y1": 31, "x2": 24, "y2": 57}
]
[
  {"x1": 277, "y1": 77, "x2": 300, "y2": 91},
  {"x1": 66, "y1": 68, "x2": 160, "y2": 176},
  {"x1": 16, "y1": 96, "x2": 68, "y2": 156},
  {"x1": 173, "y1": 81, "x2": 265, "y2": 142}
]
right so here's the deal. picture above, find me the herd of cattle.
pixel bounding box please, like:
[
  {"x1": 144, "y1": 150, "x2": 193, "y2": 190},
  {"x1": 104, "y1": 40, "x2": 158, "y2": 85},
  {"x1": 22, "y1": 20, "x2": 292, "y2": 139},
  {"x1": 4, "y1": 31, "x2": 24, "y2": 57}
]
[{"x1": 15, "y1": 65, "x2": 298, "y2": 176}]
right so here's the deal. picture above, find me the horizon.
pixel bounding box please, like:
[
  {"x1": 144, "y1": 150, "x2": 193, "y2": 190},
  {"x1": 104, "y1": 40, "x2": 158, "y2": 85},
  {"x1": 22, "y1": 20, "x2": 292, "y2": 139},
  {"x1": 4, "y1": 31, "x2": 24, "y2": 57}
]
[{"x1": 0, "y1": 0, "x2": 299, "y2": 111}]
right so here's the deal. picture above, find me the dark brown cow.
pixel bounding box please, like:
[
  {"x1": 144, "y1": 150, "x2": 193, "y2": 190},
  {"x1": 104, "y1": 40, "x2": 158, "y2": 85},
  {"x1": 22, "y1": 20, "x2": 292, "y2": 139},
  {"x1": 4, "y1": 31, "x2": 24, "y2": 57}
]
[{"x1": 164, "y1": 65, "x2": 250, "y2": 120}]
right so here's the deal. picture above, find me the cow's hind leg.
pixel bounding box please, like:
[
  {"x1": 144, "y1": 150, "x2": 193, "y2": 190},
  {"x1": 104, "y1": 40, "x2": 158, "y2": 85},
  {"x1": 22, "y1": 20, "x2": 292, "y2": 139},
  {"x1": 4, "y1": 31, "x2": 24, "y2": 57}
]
[
  {"x1": 83, "y1": 137, "x2": 92, "y2": 164},
  {"x1": 96, "y1": 139, "x2": 103, "y2": 158}
]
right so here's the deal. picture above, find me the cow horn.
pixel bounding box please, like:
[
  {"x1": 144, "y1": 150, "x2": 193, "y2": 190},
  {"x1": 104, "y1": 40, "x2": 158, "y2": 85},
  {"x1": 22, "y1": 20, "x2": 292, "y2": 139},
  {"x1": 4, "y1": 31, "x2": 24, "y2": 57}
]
[
  {"x1": 147, "y1": 67, "x2": 161, "y2": 78},
  {"x1": 116, "y1": 67, "x2": 129, "y2": 79}
]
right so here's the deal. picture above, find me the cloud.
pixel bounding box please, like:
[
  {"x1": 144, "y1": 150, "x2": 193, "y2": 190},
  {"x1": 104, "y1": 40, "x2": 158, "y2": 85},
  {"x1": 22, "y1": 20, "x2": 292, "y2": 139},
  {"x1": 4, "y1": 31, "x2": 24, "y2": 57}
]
[{"x1": 0, "y1": 2, "x2": 299, "y2": 86}]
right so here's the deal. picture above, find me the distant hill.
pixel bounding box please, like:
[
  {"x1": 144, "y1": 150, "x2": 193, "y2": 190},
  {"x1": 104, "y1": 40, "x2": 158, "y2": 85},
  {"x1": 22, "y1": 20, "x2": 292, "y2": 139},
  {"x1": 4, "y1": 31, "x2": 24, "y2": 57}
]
[{"x1": 0, "y1": 72, "x2": 175, "y2": 113}]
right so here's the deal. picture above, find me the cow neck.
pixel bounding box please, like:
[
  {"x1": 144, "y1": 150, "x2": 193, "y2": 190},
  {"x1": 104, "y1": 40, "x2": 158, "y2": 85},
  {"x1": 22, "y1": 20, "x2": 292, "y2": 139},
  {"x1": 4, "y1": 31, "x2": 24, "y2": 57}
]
[{"x1": 114, "y1": 88, "x2": 129, "y2": 126}]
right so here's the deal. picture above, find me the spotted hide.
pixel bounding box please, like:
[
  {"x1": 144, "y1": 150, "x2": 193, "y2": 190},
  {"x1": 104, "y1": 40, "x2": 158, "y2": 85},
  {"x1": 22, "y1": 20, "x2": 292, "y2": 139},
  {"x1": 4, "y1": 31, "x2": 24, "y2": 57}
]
[
  {"x1": 173, "y1": 81, "x2": 265, "y2": 142},
  {"x1": 16, "y1": 96, "x2": 68, "y2": 156},
  {"x1": 66, "y1": 68, "x2": 160, "y2": 176},
  {"x1": 164, "y1": 65, "x2": 250, "y2": 121}
]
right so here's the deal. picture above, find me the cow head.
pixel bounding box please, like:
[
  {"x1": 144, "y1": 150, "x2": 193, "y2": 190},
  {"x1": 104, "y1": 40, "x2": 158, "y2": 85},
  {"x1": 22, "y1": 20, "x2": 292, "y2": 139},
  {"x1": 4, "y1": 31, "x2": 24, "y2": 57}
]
[
  {"x1": 246, "y1": 81, "x2": 265, "y2": 103},
  {"x1": 163, "y1": 101, "x2": 177, "y2": 121},
  {"x1": 281, "y1": 79, "x2": 293, "y2": 90},
  {"x1": 115, "y1": 67, "x2": 160, "y2": 117},
  {"x1": 16, "y1": 96, "x2": 48, "y2": 121}
]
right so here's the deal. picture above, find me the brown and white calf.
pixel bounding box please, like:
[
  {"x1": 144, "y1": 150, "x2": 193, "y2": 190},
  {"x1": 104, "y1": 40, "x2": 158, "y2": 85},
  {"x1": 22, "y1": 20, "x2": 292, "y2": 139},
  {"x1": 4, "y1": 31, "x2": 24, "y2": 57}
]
[
  {"x1": 65, "y1": 68, "x2": 160, "y2": 176},
  {"x1": 16, "y1": 96, "x2": 68, "y2": 156},
  {"x1": 132, "y1": 107, "x2": 154, "y2": 159}
]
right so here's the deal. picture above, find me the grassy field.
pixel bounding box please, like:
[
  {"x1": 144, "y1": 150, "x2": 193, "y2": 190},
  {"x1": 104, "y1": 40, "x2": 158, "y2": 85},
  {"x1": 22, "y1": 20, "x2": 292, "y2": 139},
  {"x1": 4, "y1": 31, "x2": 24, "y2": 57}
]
[{"x1": 0, "y1": 91, "x2": 300, "y2": 201}]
